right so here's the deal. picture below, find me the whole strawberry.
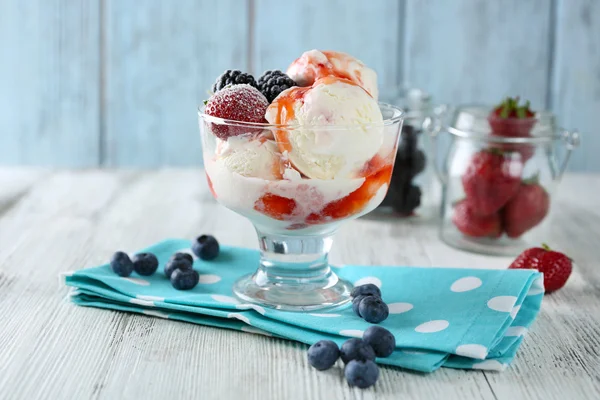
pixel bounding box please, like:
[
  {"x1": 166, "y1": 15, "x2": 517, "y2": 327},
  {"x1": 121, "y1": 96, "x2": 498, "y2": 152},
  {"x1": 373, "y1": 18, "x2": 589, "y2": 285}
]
[
  {"x1": 204, "y1": 84, "x2": 269, "y2": 139},
  {"x1": 503, "y1": 178, "x2": 550, "y2": 238},
  {"x1": 452, "y1": 200, "x2": 502, "y2": 238},
  {"x1": 462, "y1": 150, "x2": 523, "y2": 216},
  {"x1": 509, "y1": 244, "x2": 572, "y2": 293},
  {"x1": 488, "y1": 97, "x2": 536, "y2": 137}
]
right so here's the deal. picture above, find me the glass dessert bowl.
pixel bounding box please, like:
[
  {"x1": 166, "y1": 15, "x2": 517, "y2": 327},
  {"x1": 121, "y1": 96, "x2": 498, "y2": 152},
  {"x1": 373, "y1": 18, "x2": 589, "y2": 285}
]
[
  {"x1": 198, "y1": 50, "x2": 404, "y2": 311},
  {"x1": 199, "y1": 105, "x2": 403, "y2": 311}
]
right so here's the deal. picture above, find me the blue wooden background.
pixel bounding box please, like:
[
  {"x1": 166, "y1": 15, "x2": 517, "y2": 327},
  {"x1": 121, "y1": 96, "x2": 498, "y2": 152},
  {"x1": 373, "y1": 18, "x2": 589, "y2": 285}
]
[{"x1": 1, "y1": 0, "x2": 598, "y2": 170}]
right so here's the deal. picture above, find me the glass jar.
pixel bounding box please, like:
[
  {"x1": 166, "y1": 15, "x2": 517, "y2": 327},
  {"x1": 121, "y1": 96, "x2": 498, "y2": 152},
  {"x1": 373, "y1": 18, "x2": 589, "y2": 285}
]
[
  {"x1": 377, "y1": 87, "x2": 440, "y2": 219},
  {"x1": 429, "y1": 105, "x2": 580, "y2": 256}
]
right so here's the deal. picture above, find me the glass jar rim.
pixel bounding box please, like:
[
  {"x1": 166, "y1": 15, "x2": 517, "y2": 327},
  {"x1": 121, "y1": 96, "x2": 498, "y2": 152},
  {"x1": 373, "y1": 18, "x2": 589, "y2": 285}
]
[
  {"x1": 198, "y1": 102, "x2": 404, "y2": 130},
  {"x1": 446, "y1": 104, "x2": 560, "y2": 144}
]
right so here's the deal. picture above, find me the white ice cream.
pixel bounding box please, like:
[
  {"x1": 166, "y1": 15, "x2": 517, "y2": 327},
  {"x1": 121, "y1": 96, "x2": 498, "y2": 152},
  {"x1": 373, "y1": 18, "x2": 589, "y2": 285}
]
[
  {"x1": 214, "y1": 133, "x2": 282, "y2": 181},
  {"x1": 286, "y1": 50, "x2": 379, "y2": 99},
  {"x1": 265, "y1": 76, "x2": 384, "y2": 180}
]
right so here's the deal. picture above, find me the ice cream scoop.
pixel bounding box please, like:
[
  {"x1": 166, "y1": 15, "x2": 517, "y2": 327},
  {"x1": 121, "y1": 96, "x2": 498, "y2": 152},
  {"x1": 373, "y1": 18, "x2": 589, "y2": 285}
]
[
  {"x1": 265, "y1": 76, "x2": 384, "y2": 180},
  {"x1": 215, "y1": 133, "x2": 283, "y2": 180},
  {"x1": 286, "y1": 50, "x2": 378, "y2": 99}
]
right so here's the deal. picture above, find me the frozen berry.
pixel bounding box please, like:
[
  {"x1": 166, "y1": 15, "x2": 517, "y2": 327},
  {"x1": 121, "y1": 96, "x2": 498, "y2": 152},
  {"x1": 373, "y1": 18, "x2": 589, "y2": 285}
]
[
  {"x1": 344, "y1": 359, "x2": 379, "y2": 389},
  {"x1": 110, "y1": 251, "x2": 134, "y2": 277},
  {"x1": 363, "y1": 326, "x2": 396, "y2": 358},
  {"x1": 350, "y1": 284, "x2": 381, "y2": 299},
  {"x1": 340, "y1": 338, "x2": 376, "y2": 364},
  {"x1": 204, "y1": 84, "x2": 269, "y2": 140},
  {"x1": 170, "y1": 268, "x2": 199, "y2": 290},
  {"x1": 192, "y1": 235, "x2": 220, "y2": 261},
  {"x1": 164, "y1": 253, "x2": 193, "y2": 278},
  {"x1": 257, "y1": 70, "x2": 297, "y2": 102},
  {"x1": 359, "y1": 297, "x2": 389, "y2": 324},
  {"x1": 212, "y1": 70, "x2": 257, "y2": 93},
  {"x1": 307, "y1": 340, "x2": 340, "y2": 371},
  {"x1": 132, "y1": 252, "x2": 159, "y2": 276}
]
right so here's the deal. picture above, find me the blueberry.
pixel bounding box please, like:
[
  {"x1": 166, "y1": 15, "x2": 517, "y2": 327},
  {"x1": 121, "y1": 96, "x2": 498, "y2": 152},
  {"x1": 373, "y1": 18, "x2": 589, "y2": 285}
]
[
  {"x1": 307, "y1": 340, "x2": 340, "y2": 371},
  {"x1": 344, "y1": 359, "x2": 379, "y2": 389},
  {"x1": 170, "y1": 268, "x2": 199, "y2": 290},
  {"x1": 164, "y1": 254, "x2": 193, "y2": 278},
  {"x1": 132, "y1": 252, "x2": 159, "y2": 276},
  {"x1": 340, "y1": 338, "x2": 376, "y2": 364},
  {"x1": 363, "y1": 326, "x2": 396, "y2": 358},
  {"x1": 110, "y1": 251, "x2": 134, "y2": 277},
  {"x1": 350, "y1": 284, "x2": 381, "y2": 299},
  {"x1": 192, "y1": 235, "x2": 220, "y2": 260},
  {"x1": 359, "y1": 297, "x2": 389, "y2": 324},
  {"x1": 352, "y1": 295, "x2": 371, "y2": 317}
]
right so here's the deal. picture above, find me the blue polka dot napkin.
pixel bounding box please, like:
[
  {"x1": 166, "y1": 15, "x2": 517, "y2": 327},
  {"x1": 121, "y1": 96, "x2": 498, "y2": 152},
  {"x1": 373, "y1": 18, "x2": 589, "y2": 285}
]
[{"x1": 63, "y1": 239, "x2": 544, "y2": 373}]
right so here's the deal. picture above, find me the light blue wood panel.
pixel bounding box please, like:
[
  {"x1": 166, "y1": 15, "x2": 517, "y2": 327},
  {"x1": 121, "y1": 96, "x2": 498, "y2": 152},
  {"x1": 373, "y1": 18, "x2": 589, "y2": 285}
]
[
  {"x1": 405, "y1": 0, "x2": 552, "y2": 109},
  {"x1": 103, "y1": 0, "x2": 248, "y2": 167},
  {"x1": 552, "y1": 0, "x2": 600, "y2": 172},
  {"x1": 0, "y1": 0, "x2": 100, "y2": 166},
  {"x1": 253, "y1": 0, "x2": 403, "y2": 91}
]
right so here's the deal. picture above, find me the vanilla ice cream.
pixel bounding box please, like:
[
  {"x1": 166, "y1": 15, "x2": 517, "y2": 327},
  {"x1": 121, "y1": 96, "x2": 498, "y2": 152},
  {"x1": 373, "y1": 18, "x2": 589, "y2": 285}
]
[
  {"x1": 215, "y1": 133, "x2": 282, "y2": 180},
  {"x1": 286, "y1": 50, "x2": 378, "y2": 99},
  {"x1": 265, "y1": 76, "x2": 384, "y2": 180}
]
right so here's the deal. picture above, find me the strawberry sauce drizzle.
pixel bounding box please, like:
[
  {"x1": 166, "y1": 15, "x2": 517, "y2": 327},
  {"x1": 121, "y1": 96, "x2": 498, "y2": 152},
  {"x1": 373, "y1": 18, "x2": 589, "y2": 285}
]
[{"x1": 252, "y1": 159, "x2": 393, "y2": 225}]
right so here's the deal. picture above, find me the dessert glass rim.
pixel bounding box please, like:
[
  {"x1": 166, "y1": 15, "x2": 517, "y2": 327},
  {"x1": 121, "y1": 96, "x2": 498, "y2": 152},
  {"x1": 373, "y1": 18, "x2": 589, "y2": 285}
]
[{"x1": 197, "y1": 102, "x2": 404, "y2": 131}]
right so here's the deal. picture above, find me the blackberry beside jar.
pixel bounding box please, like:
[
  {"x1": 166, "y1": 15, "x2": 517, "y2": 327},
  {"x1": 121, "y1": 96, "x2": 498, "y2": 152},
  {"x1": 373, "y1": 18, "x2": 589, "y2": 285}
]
[{"x1": 378, "y1": 88, "x2": 439, "y2": 219}]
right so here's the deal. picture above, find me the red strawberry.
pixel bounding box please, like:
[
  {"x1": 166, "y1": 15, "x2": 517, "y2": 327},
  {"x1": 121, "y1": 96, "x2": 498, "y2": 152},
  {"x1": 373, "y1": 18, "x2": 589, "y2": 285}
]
[
  {"x1": 509, "y1": 244, "x2": 572, "y2": 293},
  {"x1": 204, "y1": 84, "x2": 268, "y2": 140},
  {"x1": 452, "y1": 200, "x2": 502, "y2": 238},
  {"x1": 503, "y1": 178, "x2": 550, "y2": 238},
  {"x1": 488, "y1": 97, "x2": 536, "y2": 137},
  {"x1": 462, "y1": 150, "x2": 523, "y2": 216}
]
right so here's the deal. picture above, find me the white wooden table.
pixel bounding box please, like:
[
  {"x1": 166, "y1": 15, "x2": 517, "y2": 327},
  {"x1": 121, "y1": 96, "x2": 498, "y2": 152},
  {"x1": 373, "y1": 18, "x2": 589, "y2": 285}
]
[{"x1": 1, "y1": 168, "x2": 599, "y2": 400}]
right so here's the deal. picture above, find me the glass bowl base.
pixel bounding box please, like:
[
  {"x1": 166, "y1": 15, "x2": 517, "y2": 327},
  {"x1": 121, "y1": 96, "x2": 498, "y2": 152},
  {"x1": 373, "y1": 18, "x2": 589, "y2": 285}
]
[
  {"x1": 233, "y1": 270, "x2": 353, "y2": 312},
  {"x1": 441, "y1": 229, "x2": 528, "y2": 257}
]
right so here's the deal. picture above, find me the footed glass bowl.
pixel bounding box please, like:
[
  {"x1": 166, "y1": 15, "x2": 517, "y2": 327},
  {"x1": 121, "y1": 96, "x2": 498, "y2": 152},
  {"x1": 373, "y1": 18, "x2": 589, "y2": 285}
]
[{"x1": 199, "y1": 104, "x2": 404, "y2": 311}]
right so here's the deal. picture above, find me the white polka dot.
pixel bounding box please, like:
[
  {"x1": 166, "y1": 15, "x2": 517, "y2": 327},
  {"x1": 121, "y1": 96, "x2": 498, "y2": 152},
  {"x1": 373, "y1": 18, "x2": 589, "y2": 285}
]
[
  {"x1": 198, "y1": 274, "x2": 221, "y2": 284},
  {"x1": 339, "y1": 329, "x2": 364, "y2": 338},
  {"x1": 142, "y1": 310, "x2": 169, "y2": 319},
  {"x1": 354, "y1": 277, "x2": 382, "y2": 288},
  {"x1": 487, "y1": 296, "x2": 517, "y2": 312},
  {"x1": 60, "y1": 271, "x2": 75, "y2": 277},
  {"x1": 456, "y1": 344, "x2": 488, "y2": 359},
  {"x1": 402, "y1": 349, "x2": 429, "y2": 355},
  {"x1": 122, "y1": 277, "x2": 150, "y2": 286},
  {"x1": 236, "y1": 304, "x2": 266, "y2": 315},
  {"x1": 388, "y1": 302, "x2": 414, "y2": 314},
  {"x1": 130, "y1": 298, "x2": 155, "y2": 307},
  {"x1": 450, "y1": 276, "x2": 482, "y2": 292},
  {"x1": 472, "y1": 360, "x2": 507, "y2": 371},
  {"x1": 308, "y1": 313, "x2": 341, "y2": 318},
  {"x1": 211, "y1": 295, "x2": 240, "y2": 304},
  {"x1": 227, "y1": 313, "x2": 251, "y2": 325},
  {"x1": 505, "y1": 326, "x2": 528, "y2": 337},
  {"x1": 241, "y1": 326, "x2": 272, "y2": 336},
  {"x1": 67, "y1": 289, "x2": 81, "y2": 297},
  {"x1": 414, "y1": 320, "x2": 449, "y2": 333},
  {"x1": 528, "y1": 276, "x2": 545, "y2": 296},
  {"x1": 510, "y1": 304, "x2": 521, "y2": 319},
  {"x1": 136, "y1": 295, "x2": 165, "y2": 301}
]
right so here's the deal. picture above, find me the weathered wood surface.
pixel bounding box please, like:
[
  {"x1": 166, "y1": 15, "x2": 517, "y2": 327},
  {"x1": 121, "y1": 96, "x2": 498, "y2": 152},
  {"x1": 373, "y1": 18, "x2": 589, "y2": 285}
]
[{"x1": 0, "y1": 168, "x2": 599, "y2": 400}]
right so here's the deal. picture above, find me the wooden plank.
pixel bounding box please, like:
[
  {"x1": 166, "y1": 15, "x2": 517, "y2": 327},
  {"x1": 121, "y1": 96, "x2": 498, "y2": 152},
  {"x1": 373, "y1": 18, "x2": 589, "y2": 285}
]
[
  {"x1": 103, "y1": 0, "x2": 249, "y2": 167},
  {"x1": 0, "y1": 0, "x2": 100, "y2": 167},
  {"x1": 552, "y1": 0, "x2": 600, "y2": 172},
  {"x1": 253, "y1": 0, "x2": 403, "y2": 92},
  {"x1": 404, "y1": 0, "x2": 552, "y2": 109},
  {"x1": 0, "y1": 169, "x2": 599, "y2": 399}
]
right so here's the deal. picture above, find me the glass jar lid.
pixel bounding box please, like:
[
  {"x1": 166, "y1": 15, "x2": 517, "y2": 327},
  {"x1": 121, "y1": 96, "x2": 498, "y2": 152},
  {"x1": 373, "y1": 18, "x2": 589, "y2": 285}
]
[{"x1": 447, "y1": 104, "x2": 558, "y2": 144}]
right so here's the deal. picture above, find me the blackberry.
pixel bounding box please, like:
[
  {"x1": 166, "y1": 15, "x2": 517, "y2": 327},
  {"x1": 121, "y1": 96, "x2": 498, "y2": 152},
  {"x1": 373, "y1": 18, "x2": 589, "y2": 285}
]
[
  {"x1": 212, "y1": 70, "x2": 257, "y2": 93},
  {"x1": 257, "y1": 70, "x2": 297, "y2": 102}
]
